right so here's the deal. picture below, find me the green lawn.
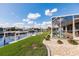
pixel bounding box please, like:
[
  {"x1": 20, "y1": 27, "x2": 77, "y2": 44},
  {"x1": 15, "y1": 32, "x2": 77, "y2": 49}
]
[{"x1": 0, "y1": 32, "x2": 49, "y2": 56}]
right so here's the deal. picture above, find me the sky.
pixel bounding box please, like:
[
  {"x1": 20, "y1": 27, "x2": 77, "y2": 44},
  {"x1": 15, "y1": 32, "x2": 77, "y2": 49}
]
[{"x1": 0, "y1": 3, "x2": 79, "y2": 28}]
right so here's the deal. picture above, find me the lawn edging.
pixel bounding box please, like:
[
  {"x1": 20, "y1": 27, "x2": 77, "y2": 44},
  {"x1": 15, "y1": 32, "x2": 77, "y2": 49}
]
[{"x1": 43, "y1": 39, "x2": 51, "y2": 56}]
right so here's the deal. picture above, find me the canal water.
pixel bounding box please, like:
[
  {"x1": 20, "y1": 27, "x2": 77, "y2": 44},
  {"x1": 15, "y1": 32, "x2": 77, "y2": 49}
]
[{"x1": 0, "y1": 32, "x2": 37, "y2": 47}]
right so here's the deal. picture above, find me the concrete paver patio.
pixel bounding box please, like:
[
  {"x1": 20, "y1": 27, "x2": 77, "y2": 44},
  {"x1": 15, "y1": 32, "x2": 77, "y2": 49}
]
[{"x1": 43, "y1": 38, "x2": 79, "y2": 56}]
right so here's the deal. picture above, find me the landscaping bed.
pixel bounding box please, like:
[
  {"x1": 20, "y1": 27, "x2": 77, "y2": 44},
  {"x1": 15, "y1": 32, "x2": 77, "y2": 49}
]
[
  {"x1": 57, "y1": 40, "x2": 63, "y2": 44},
  {"x1": 67, "y1": 40, "x2": 79, "y2": 45}
]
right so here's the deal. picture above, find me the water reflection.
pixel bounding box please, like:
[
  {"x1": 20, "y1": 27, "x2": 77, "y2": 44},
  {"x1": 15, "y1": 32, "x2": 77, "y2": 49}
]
[{"x1": 0, "y1": 32, "x2": 37, "y2": 47}]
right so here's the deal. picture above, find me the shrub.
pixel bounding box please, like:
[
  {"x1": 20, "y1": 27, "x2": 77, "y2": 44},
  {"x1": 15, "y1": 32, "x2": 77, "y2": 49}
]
[
  {"x1": 45, "y1": 35, "x2": 50, "y2": 40},
  {"x1": 68, "y1": 40, "x2": 78, "y2": 45},
  {"x1": 57, "y1": 40, "x2": 63, "y2": 44}
]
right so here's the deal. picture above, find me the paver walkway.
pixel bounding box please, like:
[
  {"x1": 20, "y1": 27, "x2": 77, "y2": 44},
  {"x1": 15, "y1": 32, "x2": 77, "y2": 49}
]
[{"x1": 43, "y1": 38, "x2": 79, "y2": 56}]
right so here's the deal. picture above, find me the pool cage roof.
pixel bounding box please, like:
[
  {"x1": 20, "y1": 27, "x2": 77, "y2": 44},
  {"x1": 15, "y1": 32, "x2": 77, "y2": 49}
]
[{"x1": 52, "y1": 13, "x2": 79, "y2": 27}]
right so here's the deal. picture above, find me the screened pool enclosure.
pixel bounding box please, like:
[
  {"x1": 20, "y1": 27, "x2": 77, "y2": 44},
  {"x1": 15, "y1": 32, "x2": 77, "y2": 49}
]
[{"x1": 51, "y1": 14, "x2": 79, "y2": 40}]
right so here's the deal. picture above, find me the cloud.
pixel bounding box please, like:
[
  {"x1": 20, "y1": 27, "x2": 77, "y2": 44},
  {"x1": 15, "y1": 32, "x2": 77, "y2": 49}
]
[
  {"x1": 23, "y1": 19, "x2": 27, "y2": 22},
  {"x1": 45, "y1": 8, "x2": 58, "y2": 16},
  {"x1": 45, "y1": 9, "x2": 52, "y2": 16},
  {"x1": 27, "y1": 13, "x2": 41, "y2": 20},
  {"x1": 33, "y1": 22, "x2": 41, "y2": 28},
  {"x1": 27, "y1": 21, "x2": 33, "y2": 24},
  {"x1": 30, "y1": 21, "x2": 52, "y2": 29},
  {"x1": 41, "y1": 21, "x2": 52, "y2": 29},
  {"x1": 42, "y1": 21, "x2": 51, "y2": 26},
  {"x1": 23, "y1": 13, "x2": 41, "y2": 26},
  {"x1": 23, "y1": 19, "x2": 30, "y2": 22},
  {"x1": 0, "y1": 23, "x2": 14, "y2": 28},
  {"x1": 23, "y1": 18, "x2": 34, "y2": 24},
  {"x1": 1, "y1": 21, "x2": 51, "y2": 29},
  {"x1": 51, "y1": 8, "x2": 58, "y2": 13},
  {"x1": 14, "y1": 22, "x2": 24, "y2": 28},
  {"x1": 0, "y1": 23, "x2": 9, "y2": 28}
]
